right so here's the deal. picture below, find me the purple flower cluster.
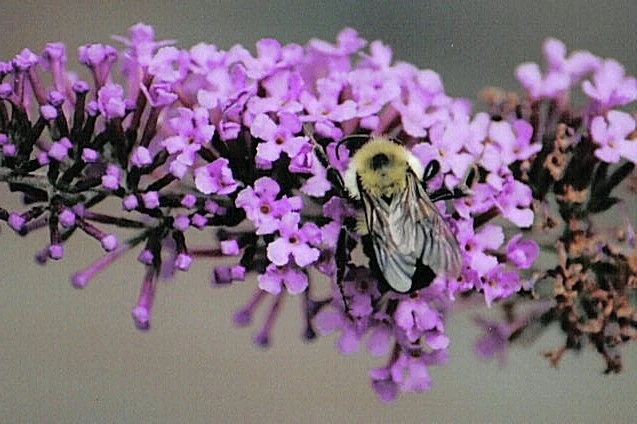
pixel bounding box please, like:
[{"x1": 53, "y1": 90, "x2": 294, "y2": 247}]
[{"x1": 0, "y1": 24, "x2": 634, "y2": 400}]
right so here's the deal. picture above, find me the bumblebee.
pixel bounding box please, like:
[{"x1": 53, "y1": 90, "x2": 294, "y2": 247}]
[
  {"x1": 343, "y1": 137, "x2": 463, "y2": 292},
  {"x1": 307, "y1": 127, "x2": 468, "y2": 302}
]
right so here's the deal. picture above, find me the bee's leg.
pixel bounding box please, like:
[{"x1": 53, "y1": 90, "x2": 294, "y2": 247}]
[
  {"x1": 429, "y1": 186, "x2": 467, "y2": 202},
  {"x1": 423, "y1": 159, "x2": 441, "y2": 183},
  {"x1": 335, "y1": 226, "x2": 352, "y2": 316},
  {"x1": 304, "y1": 123, "x2": 347, "y2": 196},
  {"x1": 429, "y1": 164, "x2": 477, "y2": 202}
]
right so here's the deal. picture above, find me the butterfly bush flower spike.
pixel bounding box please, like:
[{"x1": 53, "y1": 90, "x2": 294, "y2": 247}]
[{"x1": 0, "y1": 24, "x2": 634, "y2": 401}]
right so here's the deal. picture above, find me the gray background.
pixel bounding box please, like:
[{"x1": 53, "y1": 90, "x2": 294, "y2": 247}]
[{"x1": 1, "y1": 1, "x2": 636, "y2": 422}]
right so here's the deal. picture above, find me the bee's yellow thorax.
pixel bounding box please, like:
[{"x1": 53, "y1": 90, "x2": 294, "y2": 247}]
[{"x1": 350, "y1": 138, "x2": 410, "y2": 199}]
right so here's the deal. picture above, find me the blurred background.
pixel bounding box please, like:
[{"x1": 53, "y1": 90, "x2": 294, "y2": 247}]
[{"x1": 1, "y1": 1, "x2": 635, "y2": 422}]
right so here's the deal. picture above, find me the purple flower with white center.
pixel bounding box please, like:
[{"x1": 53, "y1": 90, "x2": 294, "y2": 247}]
[
  {"x1": 455, "y1": 220, "x2": 503, "y2": 277},
  {"x1": 235, "y1": 177, "x2": 302, "y2": 235},
  {"x1": 487, "y1": 119, "x2": 539, "y2": 166},
  {"x1": 477, "y1": 265, "x2": 522, "y2": 307},
  {"x1": 250, "y1": 112, "x2": 309, "y2": 163},
  {"x1": 411, "y1": 106, "x2": 476, "y2": 187},
  {"x1": 506, "y1": 234, "x2": 539, "y2": 269},
  {"x1": 589, "y1": 111, "x2": 637, "y2": 164},
  {"x1": 299, "y1": 76, "x2": 357, "y2": 139},
  {"x1": 257, "y1": 263, "x2": 308, "y2": 295},
  {"x1": 193, "y1": 157, "x2": 237, "y2": 195},
  {"x1": 266, "y1": 212, "x2": 320, "y2": 267},
  {"x1": 162, "y1": 107, "x2": 215, "y2": 178},
  {"x1": 582, "y1": 59, "x2": 637, "y2": 109}
]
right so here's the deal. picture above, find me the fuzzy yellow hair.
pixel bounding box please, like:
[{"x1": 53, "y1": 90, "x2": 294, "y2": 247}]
[{"x1": 343, "y1": 137, "x2": 424, "y2": 199}]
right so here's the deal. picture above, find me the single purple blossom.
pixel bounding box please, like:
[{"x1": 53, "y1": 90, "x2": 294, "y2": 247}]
[
  {"x1": 250, "y1": 112, "x2": 309, "y2": 163},
  {"x1": 266, "y1": 212, "x2": 320, "y2": 267},
  {"x1": 257, "y1": 263, "x2": 308, "y2": 295},
  {"x1": 193, "y1": 157, "x2": 238, "y2": 195},
  {"x1": 506, "y1": 234, "x2": 539, "y2": 269},
  {"x1": 235, "y1": 177, "x2": 302, "y2": 235},
  {"x1": 582, "y1": 59, "x2": 637, "y2": 108},
  {"x1": 589, "y1": 111, "x2": 637, "y2": 163},
  {"x1": 455, "y1": 220, "x2": 503, "y2": 276},
  {"x1": 477, "y1": 265, "x2": 522, "y2": 307}
]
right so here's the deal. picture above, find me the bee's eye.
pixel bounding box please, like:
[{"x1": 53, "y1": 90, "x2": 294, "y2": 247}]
[{"x1": 371, "y1": 153, "x2": 390, "y2": 170}]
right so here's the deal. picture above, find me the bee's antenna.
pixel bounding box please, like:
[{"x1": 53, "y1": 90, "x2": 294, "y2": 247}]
[{"x1": 336, "y1": 134, "x2": 371, "y2": 160}]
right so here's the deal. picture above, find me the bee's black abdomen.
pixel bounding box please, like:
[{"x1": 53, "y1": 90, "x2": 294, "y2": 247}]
[
  {"x1": 410, "y1": 262, "x2": 436, "y2": 291},
  {"x1": 371, "y1": 153, "x2": 390, "y2": 170}
]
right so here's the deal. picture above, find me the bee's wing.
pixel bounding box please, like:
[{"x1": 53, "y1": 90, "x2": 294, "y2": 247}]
[
  {"x1": 362, "y1": 172, "x2": 462, "y2": 292},
  {"x1": 406, "y1": 172, "x2": 463, "y2": 278}
]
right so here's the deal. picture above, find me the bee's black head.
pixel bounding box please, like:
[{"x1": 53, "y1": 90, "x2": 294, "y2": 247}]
[{"x1": 371, "y1": 153, "x2": 390, "y2": 170}]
